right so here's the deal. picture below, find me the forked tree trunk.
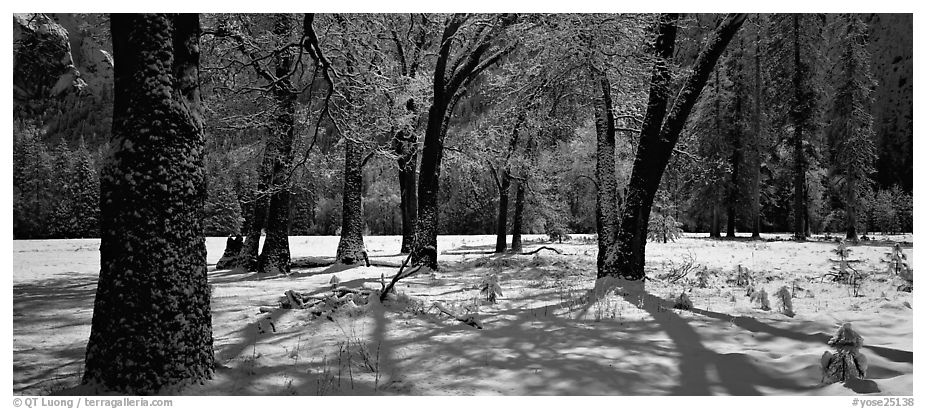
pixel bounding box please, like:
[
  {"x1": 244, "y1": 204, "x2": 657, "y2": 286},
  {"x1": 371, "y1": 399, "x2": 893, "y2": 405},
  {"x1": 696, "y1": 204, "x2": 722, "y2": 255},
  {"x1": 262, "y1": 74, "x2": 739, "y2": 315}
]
[
  {"x1": 239, "y1": 157, "x2": 272, "y2": 271},
  {"x1": 336, "y1": 138, "x2": 367, "y2": 264},
  {"x1": 603, "y1": 13, "x2": 747, "y2": 280},
  {"x1": 410, "y1": 14, "x2": 516, "y2": 269},
  {"x1": 84, "y1": 13, "x2": 214, "y2": 394},
  {"x1": 257, "y1": 14, "x2": 298, "y2": 275},
  {"x1": 510, "y1": 178, "x2": 526, "y2": 252}
]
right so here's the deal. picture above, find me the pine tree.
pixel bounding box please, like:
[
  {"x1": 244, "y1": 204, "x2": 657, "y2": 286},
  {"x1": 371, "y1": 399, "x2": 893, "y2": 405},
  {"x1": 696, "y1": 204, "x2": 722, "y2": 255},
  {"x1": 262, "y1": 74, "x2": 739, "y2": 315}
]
[
  {"x1": 766, "y1": 14, "x2": 825, "y2": 240},
  {"x1": 71, "y1": 138, "x2": 100, "y2": 237},
  {"x1": 204, "y1": 176, "x2": 243, "y2": 237},
  {"x1": 13, "y1": 127, "x2": 55, "y2": 238},
  {"x1": 826, "y1": 14, "x2": 876, "y2": 242},
  {"x1": 50, "y1": 138, "x2": 77, "y2": 238}
]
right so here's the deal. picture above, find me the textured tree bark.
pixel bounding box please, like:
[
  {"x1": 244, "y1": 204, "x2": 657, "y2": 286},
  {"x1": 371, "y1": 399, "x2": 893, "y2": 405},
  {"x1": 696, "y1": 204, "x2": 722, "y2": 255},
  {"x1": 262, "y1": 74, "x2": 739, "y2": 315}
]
[
  {"x1": 410, "y1": 96, "x2": 450, "y2": 269},
  {"x1": 336, "y1": 138, "x2": 368, "y2": 264},
  {"x1": 606, "y1": 13, "x2": 747, "y2": 280},
  {"x1": 494, "y1": 169, "x2": 511, "y2": 253},
  {"x1": 592, "y1": 68, "x2": 619, "y2": 275},
  {"x1": 510, "y1": 179, "x2": 526, "y2": 252},
  {"x1": 84, "y1": 13, "x2": 214, "y2": 394},
  {"x1": 791, "y1": 14, "x2": 808, "y2": 241},
  {"x1": 258, "y1": 13, "x2": 298, "y2": 275}
]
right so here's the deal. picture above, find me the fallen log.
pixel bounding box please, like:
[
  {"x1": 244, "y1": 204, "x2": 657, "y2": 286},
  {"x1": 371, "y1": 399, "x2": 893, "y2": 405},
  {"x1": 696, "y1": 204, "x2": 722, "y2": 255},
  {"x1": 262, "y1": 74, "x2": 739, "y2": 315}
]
[{"x1": 285, "y1": 290, "x2": 305, "y2": 309}]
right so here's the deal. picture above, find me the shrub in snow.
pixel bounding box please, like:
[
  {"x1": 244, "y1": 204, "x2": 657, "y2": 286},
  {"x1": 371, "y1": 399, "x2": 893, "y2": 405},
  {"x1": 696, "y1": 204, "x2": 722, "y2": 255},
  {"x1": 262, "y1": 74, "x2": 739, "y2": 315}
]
[
  {"x1": 329, "y1": 274, "x2": 340, "y2": 290},
  {"x1": 821, "y1": 323, "x2": 868, "y2": 384},
  {"x1": 774, "y1": 286, "x2": 794, "y2": 317}
]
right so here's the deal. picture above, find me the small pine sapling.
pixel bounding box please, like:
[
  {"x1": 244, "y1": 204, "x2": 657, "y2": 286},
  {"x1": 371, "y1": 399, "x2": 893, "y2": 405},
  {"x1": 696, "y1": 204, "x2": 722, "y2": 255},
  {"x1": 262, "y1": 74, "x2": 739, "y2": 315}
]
[
  {"x1": 673, "y1": 292, "x2": 693, "y2": 310},
  {"x1": 694, "y1": 268, "x2": 715, "y2": 288},
  {"x1": 774, "y1": 286, "x2": 795, "y2": 317},
  {"x1": 479, "y1": 274, "x2": 503, "y2": 304},
  {"x1": 734, "y1": 265, "x2": 753, "y2": 287},
  {"x1": 884, "y1": 244, "x2": 912, "y2": 292},
  {"x1": 749, "y1": 287, "x2": 771, "y2": 310},
  {"x1": 647, "y1": 213, "x2": 684, "y2": 243},
  {"x1": 821, "y1": 323, "x2": 868, "y2": 384},
  {"x1": 827, "y1": 241, "x2": 865, "y2": 296}
]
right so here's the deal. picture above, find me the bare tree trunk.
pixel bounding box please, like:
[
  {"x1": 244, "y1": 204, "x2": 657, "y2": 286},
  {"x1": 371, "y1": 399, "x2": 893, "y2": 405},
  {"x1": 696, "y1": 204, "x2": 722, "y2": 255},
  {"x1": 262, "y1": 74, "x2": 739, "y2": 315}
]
[
  {"x1": 845, "y1": 176, "x2": 859, "y2": 241},
  {"x1": 727, "y1": 93, "x2": 743, "y2": 239},
  {"x1": 411, "y1": 96, "x2": 451, "y2": 269},
  {"x1": 710, "y1": 202, "x2": 722, "y2": 238},
  {"x1": 510, "y1": 178, "x2": 526, "y2": 252},
  {"x1": 85, "y1": 13, "x2": 213, "y2": 394},
  {"x1": 791, "y1": 14, "x2": 808, "y2": 241},
  {"x1": 336, "y1": 138, "x2": 367, "y2": 264},
  {"x1": 494, "y1": 169, "x2": 511, "y2": 253},
  {"x1": 606, "y1": 13, "x2": 747, "y2": 280},
  {"x1": 397, "y1": 143, "x2": 418, "y2": 253},
  {"x1": 751, "y1": 19, "x2": 763, "y2": 239}
]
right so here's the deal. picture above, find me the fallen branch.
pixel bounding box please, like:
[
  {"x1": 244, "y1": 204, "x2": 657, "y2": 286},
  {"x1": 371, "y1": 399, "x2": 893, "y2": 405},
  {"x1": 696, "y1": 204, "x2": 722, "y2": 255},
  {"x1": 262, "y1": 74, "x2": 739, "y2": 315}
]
[
  {"x1": 380, "y1": 246, "x2": 435, "y2": 302},
  {"x1": 380, "y1": 251, "x2": 421, "y2": 302},
  {"x1": 520, "y1": 246, "x2": 562, "y2": 255},
  {"x1": 429, "y1": 302, "x2": 483, "y2": 329}
]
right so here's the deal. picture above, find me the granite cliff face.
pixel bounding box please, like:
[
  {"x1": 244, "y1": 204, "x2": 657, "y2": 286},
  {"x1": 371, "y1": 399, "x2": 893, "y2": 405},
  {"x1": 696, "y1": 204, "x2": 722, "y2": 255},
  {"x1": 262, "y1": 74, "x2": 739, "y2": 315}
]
[
  {"x1": 866, "y1": 13, "x2": 913, "y2": 191},
  {"x1": 13, "y1": 13, "x2": 87, "y2": 105},
  {"x1": 14, "y1": 13, "x2": 112, "y2": 110}
]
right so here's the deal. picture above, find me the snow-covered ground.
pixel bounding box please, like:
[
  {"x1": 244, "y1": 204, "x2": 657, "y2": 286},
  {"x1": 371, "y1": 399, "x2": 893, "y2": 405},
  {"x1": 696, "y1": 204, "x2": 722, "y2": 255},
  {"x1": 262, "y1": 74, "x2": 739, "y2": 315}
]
[{"x1": 13, "y1": 234, "x2": 913, "y2": 395}]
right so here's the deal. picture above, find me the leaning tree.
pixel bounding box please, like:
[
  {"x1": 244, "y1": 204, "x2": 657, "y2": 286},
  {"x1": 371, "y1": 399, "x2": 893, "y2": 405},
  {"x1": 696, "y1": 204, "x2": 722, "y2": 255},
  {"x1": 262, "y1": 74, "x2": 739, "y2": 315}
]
[
  {"x1": 411, "y1": 13, "x2": 519, "y2": 269},
  {"x1": 598, "y1": 13, "x2": 748, "y2": 281},
  {"x1": 84, "y1": 13, "x2": 214, "y2": 393}
]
